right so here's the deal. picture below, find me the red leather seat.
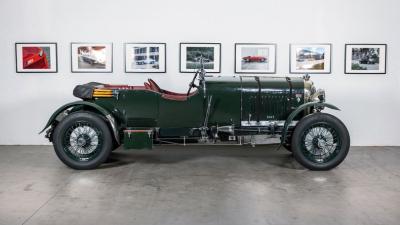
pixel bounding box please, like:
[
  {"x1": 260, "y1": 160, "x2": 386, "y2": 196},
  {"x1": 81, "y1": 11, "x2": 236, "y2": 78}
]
[
  {"x1": 146, "y1": 79, "x2": 198, "y2": 101},
  {"x1": 144, "y1": 82, "x2": 151, "y2": 90}
]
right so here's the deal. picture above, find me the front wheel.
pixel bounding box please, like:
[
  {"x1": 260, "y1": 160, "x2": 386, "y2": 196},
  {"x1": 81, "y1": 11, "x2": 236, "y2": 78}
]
[
  {"x1": 52, "y1": 111, "x2": 113, "y2": 170},
  {"x1": 291, "y1": 113, "x2": 350, "y2": 170}
]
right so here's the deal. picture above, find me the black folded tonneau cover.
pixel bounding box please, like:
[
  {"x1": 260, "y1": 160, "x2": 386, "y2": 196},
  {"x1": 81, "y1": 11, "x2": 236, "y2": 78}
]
[{"x1": 73, "y1": 82, "x2": 105, "y2": 100}]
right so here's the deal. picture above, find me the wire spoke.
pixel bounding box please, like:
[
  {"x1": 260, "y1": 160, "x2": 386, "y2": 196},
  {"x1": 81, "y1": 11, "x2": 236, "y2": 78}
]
[
  {"x1": 300, "y1": 122, "x2": 341, "y2": 164},
  {"x1": 62, "y1": 121, "x2": 103, "y2": 162}
]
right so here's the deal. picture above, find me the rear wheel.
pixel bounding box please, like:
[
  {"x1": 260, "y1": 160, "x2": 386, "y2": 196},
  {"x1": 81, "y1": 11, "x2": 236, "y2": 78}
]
[
  {"x1": 52, "y1": 111, "x2": 113, "y2": 170},
  {"x1": 291, "y1": 113, "x2": 350, "y2": 170}
]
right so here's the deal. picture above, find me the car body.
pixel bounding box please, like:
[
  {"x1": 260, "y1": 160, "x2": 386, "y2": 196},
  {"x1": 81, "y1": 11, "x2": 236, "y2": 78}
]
[
  {"x1": 41, "y1": 69, "x2": 350, "y2": 170},
  {"x1": 23, "y1": 47, "x2": 49, "y2": 69},
  {"x1": 242, "y1": 56, "x2": 267, "y2": 62},
  {"x1": 136, "y1": 58, "x2": 156, "y2": 65},
  {"x1": 80, "y1": 54, "x2": 103, "y2": 65},
  {"x1": 359, "y1": 55, "x2": 378, "y2": 64}
]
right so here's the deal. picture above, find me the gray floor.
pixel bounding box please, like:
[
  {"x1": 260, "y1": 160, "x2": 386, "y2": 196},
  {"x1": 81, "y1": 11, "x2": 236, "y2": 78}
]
[{"x1": 0, "y1": 145, "x2": 399, "y2": 225}]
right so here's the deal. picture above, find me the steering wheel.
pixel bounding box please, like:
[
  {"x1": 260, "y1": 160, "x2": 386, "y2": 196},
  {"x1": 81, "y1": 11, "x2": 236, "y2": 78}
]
[{"x1": 186, "y1": 71, "x2": 199, "y2": 96}]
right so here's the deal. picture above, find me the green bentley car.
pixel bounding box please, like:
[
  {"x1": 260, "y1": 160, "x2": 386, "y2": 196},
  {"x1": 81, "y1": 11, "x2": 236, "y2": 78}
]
[{"x1": 41, "y1": 67, "x2": 350, "y2": 170}]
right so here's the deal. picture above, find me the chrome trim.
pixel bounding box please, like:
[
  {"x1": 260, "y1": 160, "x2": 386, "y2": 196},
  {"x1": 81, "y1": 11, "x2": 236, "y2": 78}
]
[
  {"x1": 303, "y1": 76, "x2": 316, "y2": 102},
  {"x1": 241, "y1": 120, "x2": 297, "y2": 127},
  {"x1": 311, "y1": 88, "x2": 326, "y2": 102},
  {"x1": 218, "y1": 125, "x2": 234, "y2": 134},
  {"x1": 304, "y1": 88, "x2": 311, "y2": 102}
]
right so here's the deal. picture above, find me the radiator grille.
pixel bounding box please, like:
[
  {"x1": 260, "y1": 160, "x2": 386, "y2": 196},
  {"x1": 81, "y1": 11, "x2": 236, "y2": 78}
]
[{"x1": 260, "y1": 94, "x2": 290, "y2": 120}]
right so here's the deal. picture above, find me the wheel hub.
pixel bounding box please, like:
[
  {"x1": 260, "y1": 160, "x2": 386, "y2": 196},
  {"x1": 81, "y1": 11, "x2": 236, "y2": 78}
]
[
  {"x1": 66, "y1": 125, "x2": 100, "y2": 159},
  {"x1": 312, "y1": 135, "x2": 327, "y2": 149},
  {"x1": 76, "y1": 135, "x2": 88, "y2": 147},
  {"x1": 317, "y1": 138, "x2": 327, "y2": 148}
]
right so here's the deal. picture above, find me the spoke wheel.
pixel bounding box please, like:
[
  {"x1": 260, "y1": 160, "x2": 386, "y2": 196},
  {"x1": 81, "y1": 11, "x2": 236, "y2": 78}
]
[
  {"x1": 62, "y1": 121, "x2": 103, "y2": 162},
  {"x1": 291, "y1": 113, "x2": 350, "y2": 170},
  {"x1": 53, "y1": 111, "x2": 113, "y2": 170},
  {"x1": 301, "y1": 123, "x2": 340, "y2": 163}
]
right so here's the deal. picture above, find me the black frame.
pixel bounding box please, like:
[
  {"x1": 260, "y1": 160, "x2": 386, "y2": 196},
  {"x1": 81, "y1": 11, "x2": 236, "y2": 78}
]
[
  {"x1": 289, "y1": 43, "x2": 332, "y2": 74},
  {"x1": 70, "y1": 42, "x2": 113, "y2": 73},
  {"x1": 344, "y1": 44, "x2": 387, "y2": 74},
  {"x1": 15, "y1": 42, "x2": 58, "y2": 73},
  {"x1": 179, "y1": 42, "x2": 221, "y2": 73},
  {"x1": 124, "y1": 42, "x2": 167, "y2": 73},
  {"x1": 234, "y1": 43, "x2": 277, "y2": 74}
]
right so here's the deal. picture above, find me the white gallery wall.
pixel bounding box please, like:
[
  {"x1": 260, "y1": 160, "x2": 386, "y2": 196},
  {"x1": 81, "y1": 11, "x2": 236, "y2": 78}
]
[{"x1": 0, "y1": 0, "x2": 399, "y2": 145}]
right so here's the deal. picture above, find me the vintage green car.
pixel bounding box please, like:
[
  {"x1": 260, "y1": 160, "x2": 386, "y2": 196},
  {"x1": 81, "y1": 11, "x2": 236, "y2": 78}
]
[{"x1": 41, "y1": 68, "x2": 350, "y2": 170}]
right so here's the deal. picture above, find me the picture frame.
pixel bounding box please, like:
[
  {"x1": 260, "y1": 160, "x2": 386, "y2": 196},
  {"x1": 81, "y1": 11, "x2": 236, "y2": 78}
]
[
  {"x1": 71, "y1": 42, "x2": 113, "y2": 73},
  {"x1": 15, "y1": 42, "x2": 58, "y2": 73},
  {"x1": 180, "y1": 43, "x2": 221, "y2": 73},
  {"x1": 235, "y1": 43, "x2": 276, "y2": 74},
  {"x1": 345, "y1": 44, "x2": 387, "y2": 74},
  {"x1": 125, "y1": 43, "x2": 166, "y2": 73},
  {"x1": 289, "y1": 43, "x2": 332, "y2": 74}
]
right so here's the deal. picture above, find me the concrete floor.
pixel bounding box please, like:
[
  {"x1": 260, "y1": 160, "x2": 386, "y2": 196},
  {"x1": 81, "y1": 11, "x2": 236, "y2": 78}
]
[{"x1": 0, "y1": 145, "x2": 399, "y2": 225}]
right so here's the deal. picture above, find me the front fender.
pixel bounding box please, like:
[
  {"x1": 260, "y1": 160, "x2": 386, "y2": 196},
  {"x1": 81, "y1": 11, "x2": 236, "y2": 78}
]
[
  {"x1": 281, "y1": 102, "x2": 340, "y2": 144},
  {"x1": 39, "y1": 101, "x2": 120, "y2": 144}
]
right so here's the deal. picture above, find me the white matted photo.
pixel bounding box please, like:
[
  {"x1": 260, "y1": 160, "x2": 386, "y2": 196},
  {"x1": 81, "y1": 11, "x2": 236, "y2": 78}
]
[
  {"x1": 180, "y1": 43, "x2": 221, "y2": 73},
  {"x1": 125, "y1": 43, "x2": 166, "y2": 73},
  {"x1": 290, "y1": 44, "x2": 331, "y2": 74},
  {"x1": 345, "y1": 44, "x2": 386, "y2": 74},
  {"x1": 15, "y1": 43, "x2": 58, "y2": 73},
  {"x1": 71, "y1": 43, "x2": 113, "y2": 73},
  {"x1": 235, "y1": 43, "x2": 276, "y2": 74}
]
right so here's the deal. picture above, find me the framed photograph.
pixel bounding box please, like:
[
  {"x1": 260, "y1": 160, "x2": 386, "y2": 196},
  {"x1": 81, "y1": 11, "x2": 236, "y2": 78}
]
[
  {"x1": 345, "y1": 44, "x2": 387, "y2": 74},
  {"x1": 235, "y1": 43, "x2": 276, "y2": 74},
  {"x1": 180, "y1": 43, "x2": 221, "y2": 73},
  {"x1": 15, "y1": 42, "x2": 57, "y2": 73},
  {"x1": 290, "y1": 43, "x2": 331, "y2": 74},
  {"x1": 125, "y1": 43, "x2": 166, "y2": 73},
  {"x1": 71, "y1": 42, "x2": 113, "y2": 73}
]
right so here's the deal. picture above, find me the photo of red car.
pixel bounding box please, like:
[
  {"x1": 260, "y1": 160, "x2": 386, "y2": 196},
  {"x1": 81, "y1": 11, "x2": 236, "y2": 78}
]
[
  {"x1": 242, "y1": 55, "x2": 267, "y2": 62},
  {"x1": 22, "y1": 47, "x2": 50, "y2": 69}
]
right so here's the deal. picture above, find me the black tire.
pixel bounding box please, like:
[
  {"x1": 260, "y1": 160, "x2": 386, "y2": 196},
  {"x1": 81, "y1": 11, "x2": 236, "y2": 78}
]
[
  {"x1": 52, "y1": 111, "x2": 113, "y2": 170},
  {"x1": 291, "y1": 113, "x2": 350, "y2": 170}
]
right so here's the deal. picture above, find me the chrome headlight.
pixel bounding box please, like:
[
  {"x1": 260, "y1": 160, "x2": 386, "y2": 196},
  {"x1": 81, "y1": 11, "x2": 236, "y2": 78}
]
[{"x1": 312, "y1": 89, "x2": 325, "y2": 102}]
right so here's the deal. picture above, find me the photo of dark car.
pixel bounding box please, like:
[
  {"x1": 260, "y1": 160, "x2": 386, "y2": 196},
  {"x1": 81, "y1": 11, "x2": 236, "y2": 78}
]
[{"x1": 350, "y1": 47, "x2": 381, "y2": 71}]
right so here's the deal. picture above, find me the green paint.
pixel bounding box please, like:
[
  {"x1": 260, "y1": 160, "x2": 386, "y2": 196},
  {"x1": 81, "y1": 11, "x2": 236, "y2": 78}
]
[
  {"x1": 42, "y1": 75, "x2": 339, "y2": 147},
  {"x1": 123, "y1": 130, "x2": 153, "y2": 149}
]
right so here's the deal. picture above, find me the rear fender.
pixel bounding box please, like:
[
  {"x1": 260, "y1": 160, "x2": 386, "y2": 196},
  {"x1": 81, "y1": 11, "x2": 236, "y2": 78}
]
[
  {"x1": 39, "y1": 101, "x2": 119, "y2": 144},
  {"x1": 281, "y1": 102, "x2": 340, "y2": 144}
]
